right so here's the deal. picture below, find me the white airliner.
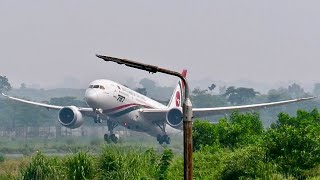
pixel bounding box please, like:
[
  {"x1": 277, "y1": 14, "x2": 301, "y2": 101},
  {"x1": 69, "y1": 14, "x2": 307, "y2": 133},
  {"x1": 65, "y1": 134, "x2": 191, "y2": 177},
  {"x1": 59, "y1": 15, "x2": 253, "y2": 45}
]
[{"x1": 2, "y1": 70, "x2": 316, "y2": 144}]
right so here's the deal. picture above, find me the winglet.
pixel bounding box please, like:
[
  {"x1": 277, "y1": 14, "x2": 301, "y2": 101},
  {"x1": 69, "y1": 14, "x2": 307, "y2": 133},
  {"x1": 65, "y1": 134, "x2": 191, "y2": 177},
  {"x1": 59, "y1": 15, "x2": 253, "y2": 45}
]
[{"x1": 1, "y1": 93, "x2": 7, "y2": 97}]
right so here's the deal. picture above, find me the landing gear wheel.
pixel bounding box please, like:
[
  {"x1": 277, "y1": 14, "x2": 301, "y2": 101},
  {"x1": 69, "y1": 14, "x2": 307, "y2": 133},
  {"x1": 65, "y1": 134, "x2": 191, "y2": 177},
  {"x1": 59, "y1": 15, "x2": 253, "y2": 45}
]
[
  {"x1": 157, "y1": 135, "x2": 171, "y2": 145},
  {"x1": 110, "y1": 134, "x2": 118, "y2": 143},
  {"x1": 104, "y1": 134, "x2": 110, "y2": 143},
  {"x1": 164, "y1": 135, "x2": 171, "y2": 144}
]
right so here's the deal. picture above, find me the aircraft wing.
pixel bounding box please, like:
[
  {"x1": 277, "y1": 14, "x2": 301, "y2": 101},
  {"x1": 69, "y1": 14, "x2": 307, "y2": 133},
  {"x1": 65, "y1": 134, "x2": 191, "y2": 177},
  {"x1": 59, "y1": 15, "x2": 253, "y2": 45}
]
[
  {"x1": 140, "y1": 97, "x2": 316, "y2": 119},
  {"x1": 1, "y1": 93, "x2": 94, "y2": 113}
]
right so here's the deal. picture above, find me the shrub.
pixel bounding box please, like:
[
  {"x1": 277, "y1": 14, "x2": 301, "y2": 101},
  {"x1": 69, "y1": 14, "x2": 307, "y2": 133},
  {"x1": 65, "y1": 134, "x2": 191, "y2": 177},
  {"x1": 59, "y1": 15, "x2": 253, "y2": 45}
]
[{"x1": 219, "y1": 146, "x2": 277, "y2": 180}]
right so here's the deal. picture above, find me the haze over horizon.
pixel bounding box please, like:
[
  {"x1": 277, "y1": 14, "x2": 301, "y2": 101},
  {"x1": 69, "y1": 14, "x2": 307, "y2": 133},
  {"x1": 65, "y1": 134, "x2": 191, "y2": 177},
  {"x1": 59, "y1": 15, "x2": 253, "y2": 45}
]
[{"x1": 1, "y1": 1, "x2": 320, "y2": 92}]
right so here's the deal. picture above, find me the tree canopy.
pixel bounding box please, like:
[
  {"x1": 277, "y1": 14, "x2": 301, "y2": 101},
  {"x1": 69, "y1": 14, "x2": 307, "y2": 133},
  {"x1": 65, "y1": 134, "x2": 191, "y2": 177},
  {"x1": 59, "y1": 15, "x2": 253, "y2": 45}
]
[
  {"x1": 223, "y1": 86, "x2": 259, "y2": 105},
  {"x1": 0, "y1": 75, "x2": 11, "y2": 93}
]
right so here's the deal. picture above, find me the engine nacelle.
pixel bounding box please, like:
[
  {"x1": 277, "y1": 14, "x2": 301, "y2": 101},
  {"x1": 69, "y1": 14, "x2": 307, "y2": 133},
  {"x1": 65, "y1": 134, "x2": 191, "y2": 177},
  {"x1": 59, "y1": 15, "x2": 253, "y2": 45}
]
[
  {"x1": 58, "y1": 106, "x2": 83, "y2": 129},
  {"x1": 166, "y1": 108, "x2": 183, "y2": 128}
]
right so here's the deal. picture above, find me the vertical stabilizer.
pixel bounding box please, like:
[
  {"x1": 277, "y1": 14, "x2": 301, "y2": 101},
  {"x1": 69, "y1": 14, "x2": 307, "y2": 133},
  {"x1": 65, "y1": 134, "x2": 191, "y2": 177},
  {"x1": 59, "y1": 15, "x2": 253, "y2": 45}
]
[{"x1": 167, "y1": 70, "x2": 187, "y2": 108}]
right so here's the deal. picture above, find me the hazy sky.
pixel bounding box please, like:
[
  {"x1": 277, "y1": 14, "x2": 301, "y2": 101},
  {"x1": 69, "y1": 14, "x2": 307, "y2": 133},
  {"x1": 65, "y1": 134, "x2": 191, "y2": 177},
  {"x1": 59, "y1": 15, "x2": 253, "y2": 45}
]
[{"x1": 1, "y1": 1, "x2": 320, "y2": 90}]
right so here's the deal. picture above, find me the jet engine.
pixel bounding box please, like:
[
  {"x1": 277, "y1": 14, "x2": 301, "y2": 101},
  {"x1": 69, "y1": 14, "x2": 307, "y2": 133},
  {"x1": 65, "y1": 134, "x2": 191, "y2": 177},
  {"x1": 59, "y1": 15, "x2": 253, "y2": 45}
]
[
  {"x1": 58, "y1": 106, "x2": 83, "y2": 129},
  {"x1": 166, "y1": 108, "x2": 183, "y2": 128}
]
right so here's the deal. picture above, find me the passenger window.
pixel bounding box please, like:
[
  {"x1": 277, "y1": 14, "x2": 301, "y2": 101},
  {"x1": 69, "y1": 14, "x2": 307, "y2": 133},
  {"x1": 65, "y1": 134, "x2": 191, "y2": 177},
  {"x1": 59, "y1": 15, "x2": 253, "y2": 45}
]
[
  {"x1": 93, "y1": 85, "x2": 99, "y2": 88},
  {"x1": 100, "y1": 86, "x2": 105, "y2": 90}
]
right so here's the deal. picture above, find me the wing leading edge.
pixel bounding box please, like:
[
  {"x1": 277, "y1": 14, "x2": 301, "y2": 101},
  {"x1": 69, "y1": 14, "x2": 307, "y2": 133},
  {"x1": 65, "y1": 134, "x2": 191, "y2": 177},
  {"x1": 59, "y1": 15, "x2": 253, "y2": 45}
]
[
  {"x1": 140, "y1": 96, "x2": 316, "y2": 119},
  {"x1": 2, "y1": 93, "x2": 93, "y2": 113}
]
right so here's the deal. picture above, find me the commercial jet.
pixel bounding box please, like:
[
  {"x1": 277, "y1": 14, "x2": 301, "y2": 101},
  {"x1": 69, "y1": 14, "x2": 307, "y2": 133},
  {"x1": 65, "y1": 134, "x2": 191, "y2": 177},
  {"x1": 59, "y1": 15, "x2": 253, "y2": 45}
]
[{"x1": 2, "y1": 69, "x2": 316, "y2": 144}]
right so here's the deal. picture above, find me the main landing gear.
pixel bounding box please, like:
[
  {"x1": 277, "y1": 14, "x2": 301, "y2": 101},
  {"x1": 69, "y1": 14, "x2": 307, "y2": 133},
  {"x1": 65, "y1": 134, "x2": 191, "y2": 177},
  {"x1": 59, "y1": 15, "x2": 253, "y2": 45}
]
[
  {"x1": 157, "y1": 134, "x2": 171, "y2": 145},
  {"x1": 154, "y1": 121, "x2": 171, "y2": 145},
  {"x1": 104, "y1": 120, "x2": 118, "y2": 143}
]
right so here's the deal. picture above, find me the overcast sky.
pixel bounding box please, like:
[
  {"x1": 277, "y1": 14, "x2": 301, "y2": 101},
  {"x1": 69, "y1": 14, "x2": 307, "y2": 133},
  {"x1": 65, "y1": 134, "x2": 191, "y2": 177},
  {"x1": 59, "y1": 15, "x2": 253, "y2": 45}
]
[{"x1": 1, "y1": 1, "x2": 320, "y2": 90}]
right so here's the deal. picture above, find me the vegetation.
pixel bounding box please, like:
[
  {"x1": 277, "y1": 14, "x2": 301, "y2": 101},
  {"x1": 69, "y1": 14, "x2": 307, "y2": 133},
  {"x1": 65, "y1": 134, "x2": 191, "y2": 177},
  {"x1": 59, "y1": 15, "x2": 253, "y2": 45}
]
[
  {"x1": 2, "y1": 76, "x2": 320, "y2": 179},
  {"x1": 0, "y1": 76, "x2": 11, "y2": 93},
  {"x1": 0, "y1": 110, "x2": 319, "y2": 179},
  {"x1": 192, "y1": 109, "x2": 320, "y2": 179}
]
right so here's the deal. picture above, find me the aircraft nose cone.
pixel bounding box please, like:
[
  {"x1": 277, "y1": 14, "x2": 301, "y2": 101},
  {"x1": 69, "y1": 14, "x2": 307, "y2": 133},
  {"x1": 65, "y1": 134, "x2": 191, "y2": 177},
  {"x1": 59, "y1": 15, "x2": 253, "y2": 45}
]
[{"x1": 85, "y1": 90, "x2": 98, "y2": 108}]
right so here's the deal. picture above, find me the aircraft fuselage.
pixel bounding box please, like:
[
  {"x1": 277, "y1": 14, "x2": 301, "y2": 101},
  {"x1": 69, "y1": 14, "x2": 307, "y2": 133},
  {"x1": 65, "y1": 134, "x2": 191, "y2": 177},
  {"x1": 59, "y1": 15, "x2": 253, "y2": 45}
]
[{"x1": 84, "y1": 79, "x2": 180, "y2": 137}]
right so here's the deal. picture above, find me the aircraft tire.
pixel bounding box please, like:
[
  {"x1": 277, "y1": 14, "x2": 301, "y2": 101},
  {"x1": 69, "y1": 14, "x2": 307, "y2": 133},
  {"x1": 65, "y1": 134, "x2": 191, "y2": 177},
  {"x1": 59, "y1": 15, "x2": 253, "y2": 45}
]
[
  {"x1": 110, "y1": 134, "x2": 118, "y2": 143},
  {"x1": 165, "y1": 136, "x2": 171, "y2": 144},
  {"x1": 104, "y1": 134, "x2": 110, "y2": 142}
]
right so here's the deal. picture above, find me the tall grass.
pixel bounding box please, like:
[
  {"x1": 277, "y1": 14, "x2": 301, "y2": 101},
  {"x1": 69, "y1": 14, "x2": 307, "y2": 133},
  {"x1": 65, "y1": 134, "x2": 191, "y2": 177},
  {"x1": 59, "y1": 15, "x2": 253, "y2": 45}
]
[
  {"x1": 64, "y1": 151, "x2": 95, "y2": 180},
  {"x1": 19, "y1": 151, "x2": 59, "y2": 180},
  {"x1": 5, "y1": 145, "x2": 177, "y2": 179},
  {"x1": 97, "y1": 145, "x2": 160, "y2": 180}
]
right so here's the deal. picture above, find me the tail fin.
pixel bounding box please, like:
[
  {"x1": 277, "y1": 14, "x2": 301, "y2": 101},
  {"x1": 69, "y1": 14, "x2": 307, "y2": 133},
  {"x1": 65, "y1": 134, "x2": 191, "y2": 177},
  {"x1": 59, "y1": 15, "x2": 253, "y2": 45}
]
[{"x1": 167, "y1": 69, "x2": 187, "y2": 108}]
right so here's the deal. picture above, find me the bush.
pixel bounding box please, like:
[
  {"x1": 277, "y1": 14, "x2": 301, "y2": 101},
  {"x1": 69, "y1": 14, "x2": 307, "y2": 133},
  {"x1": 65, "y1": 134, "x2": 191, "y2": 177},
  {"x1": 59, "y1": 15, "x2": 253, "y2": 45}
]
[{"x1": 219, "y1": 146, "x2": 277, "y2": 180}]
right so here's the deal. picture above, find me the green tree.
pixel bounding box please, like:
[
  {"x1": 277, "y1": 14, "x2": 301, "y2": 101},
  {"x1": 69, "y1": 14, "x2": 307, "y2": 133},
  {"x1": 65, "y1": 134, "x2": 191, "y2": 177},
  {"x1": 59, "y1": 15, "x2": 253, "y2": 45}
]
[
  {"x1": 223, "y1": 86, "x2": 259, "y2": 105},
  {"x1": 193, "y1": 111, "x2": 264, "y2": 150},
  {"x1": 0, "y1": 75, "x2": 11, "y2": 93},
  {"x1": 192, "y1": 87, "x2": 208, "y2": 96},
  {"x1": 217, "y1": 111, "x2": 263, "y2": 149},
  {"x1": 267, "y1": 88, "x2": 290, "y2": 102},
  {"x1": 288, "y1": 83, "x2": 305, "y2": 98},
  {"x1": 193, "y1": 120, "x2": 218, "y2": 151},
  {"x1": 191, "y1": 93, "x2": 227, "y2": 108},
  {"x1": 264, "y1": 109, "x2": 320, "y2": 178},
  {"x1": 208, "y1": 83, "x2": 216, "y2": 93}
]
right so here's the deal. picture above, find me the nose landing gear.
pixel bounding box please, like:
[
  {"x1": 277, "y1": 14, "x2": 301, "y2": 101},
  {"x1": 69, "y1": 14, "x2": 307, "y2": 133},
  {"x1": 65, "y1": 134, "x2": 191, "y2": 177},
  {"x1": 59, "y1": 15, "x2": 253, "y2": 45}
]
[{"x1": 93, "y1": 108, "x2": 103, "y2": 123}]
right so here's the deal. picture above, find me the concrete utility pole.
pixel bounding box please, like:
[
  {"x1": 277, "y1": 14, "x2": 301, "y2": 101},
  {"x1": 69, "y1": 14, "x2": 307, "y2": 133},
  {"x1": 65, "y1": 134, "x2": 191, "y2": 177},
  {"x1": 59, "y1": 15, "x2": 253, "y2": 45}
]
[{"x1": 96, "y1": 54, "x2": 193, "y2": 180}]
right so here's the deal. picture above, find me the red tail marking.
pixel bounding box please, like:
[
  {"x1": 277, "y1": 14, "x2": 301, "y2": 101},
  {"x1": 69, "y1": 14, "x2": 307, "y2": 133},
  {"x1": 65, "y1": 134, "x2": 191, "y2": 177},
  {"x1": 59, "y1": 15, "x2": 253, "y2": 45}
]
[
  {"x1": 175, "y1": 91, "x2": 181, "y2": 107},
  {"x1": 181, "y1": 69, "x2": 187, "y2": 78}
]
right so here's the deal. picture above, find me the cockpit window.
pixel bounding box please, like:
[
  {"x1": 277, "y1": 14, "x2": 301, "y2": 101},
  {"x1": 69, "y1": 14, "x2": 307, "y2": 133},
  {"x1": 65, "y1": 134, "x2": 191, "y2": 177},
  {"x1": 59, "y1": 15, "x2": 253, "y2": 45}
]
[{"x1": 89, "y1": 85, "x2": 106, "y2": 90}]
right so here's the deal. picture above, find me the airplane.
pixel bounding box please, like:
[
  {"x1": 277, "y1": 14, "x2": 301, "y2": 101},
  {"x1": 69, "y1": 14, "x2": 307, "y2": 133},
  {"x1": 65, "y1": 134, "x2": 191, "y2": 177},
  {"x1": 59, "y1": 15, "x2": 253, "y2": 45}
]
[{"x1": 2, "y1": 70, "x2": 316, "y2": 144}]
